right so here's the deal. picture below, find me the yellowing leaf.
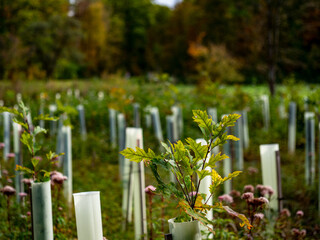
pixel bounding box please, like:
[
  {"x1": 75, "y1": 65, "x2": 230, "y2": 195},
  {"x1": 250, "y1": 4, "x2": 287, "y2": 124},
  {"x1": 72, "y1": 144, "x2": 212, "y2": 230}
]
[
  {"x1": 222, "y1": 171, "x2": 242, "y2": 182},
  {"x1": 222, "y1": 206, "x2": 253, "y2": 230},
  {"x1": 226, "y1": 135, "x2": 239, "y2": 141},
  {"x1": 221, "y1": 113, "x2": 241, "y2": 127}
]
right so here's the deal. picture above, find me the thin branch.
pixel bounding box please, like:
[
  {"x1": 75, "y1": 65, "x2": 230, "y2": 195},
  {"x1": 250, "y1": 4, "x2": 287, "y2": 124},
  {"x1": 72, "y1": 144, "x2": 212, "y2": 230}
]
[
  {"x1": 169, "y1": 143, "x2": 193, "y2": 205},
  {"x1": 162, "y1": 158, "x2": 191, "y2": 206},
  {"x1": 204, "y1": 193, "x2": 213, "y2": 205},
  {"x1": 192, "y1": 137, "x2": 214, "y2": 208},
  {"x1": 192, "y1": 129, "x2": 226, "y2": 208}
]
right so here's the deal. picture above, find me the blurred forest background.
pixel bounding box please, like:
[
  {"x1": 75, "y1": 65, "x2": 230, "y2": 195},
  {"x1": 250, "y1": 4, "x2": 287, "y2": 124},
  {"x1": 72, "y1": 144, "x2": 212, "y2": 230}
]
[{"x1": 0, "y1": 0, "x2": 319, "y2": 87}]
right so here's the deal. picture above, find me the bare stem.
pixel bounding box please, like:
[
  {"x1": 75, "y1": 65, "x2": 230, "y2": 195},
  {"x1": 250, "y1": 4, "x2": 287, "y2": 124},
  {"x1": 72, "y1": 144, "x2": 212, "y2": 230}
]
[
  {"x1": 169, "y1": 144, "x2": 193, "y2": 205},
  {"x1": 148, "y1": 194, "x2": 153, "y2": 240},
  {"x1": 192, "y1": 129, "x2": 226, "y2": 208},
  {"x1": 192, "y1": 137, "x2": 214, "y2": 208},
  {"x1": 204, "y1": 192, "x2": 214, "y2": 205},
  {"x1": 163, "y1": 158, "x2": 192, "y2": 206}
]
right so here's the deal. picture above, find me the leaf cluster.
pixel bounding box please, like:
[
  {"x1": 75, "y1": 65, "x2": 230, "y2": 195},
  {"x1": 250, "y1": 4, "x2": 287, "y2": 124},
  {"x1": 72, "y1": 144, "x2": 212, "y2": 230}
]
[
  {"x1": 121, "y1": 110, "x2": 251, "y2": 230},
  {"x1": 0, "y1": 101, "x2": 60, "y2": 182}
]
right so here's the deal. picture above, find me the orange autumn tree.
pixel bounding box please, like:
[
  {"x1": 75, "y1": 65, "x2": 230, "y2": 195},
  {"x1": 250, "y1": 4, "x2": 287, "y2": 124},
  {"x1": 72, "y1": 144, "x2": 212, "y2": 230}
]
[{"x1": 188, "y1": 34, "x2": 244, "y2": 84}]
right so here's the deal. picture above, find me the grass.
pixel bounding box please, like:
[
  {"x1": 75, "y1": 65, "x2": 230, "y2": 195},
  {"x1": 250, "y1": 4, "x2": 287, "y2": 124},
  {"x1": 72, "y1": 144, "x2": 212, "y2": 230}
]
[{"x1": 0, "y1": 79, "x2": 319, "y2": 239}]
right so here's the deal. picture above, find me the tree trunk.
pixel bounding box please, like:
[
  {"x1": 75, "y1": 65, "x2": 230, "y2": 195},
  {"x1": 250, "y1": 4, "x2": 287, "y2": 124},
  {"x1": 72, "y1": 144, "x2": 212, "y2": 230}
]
[{"x1": 267, "y1": 0, "x2": 281, "y2": 96}]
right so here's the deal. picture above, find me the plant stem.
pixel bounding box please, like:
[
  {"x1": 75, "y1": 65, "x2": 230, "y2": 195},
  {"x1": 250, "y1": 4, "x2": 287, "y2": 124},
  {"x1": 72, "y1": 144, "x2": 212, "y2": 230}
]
[
  {"x1": 161, "y1": 196, "x2": 165, "y2": 233},
  {"x1": 192, "y1": 129, "x2": 226, "y2": 208},
  {"x1": 7, "y1": 197, "x2": 11, "y2": 232},
  {"x1": 148, "y1": 194, "x2": 153, "y2": 240},
  {"x1": 163, "y1": 158, "x2": 191, "y2": 206},
  {"x1": 25, "y1": 114, "x2": 37, "y2": 182},
  {"x1": 192, "y1": 137, "x2": 214, "y2": 208},
  {"x1": 204, "y1": 192, "x2": 214, "y2": 205},
  {"x1": 168, "y1": 144, "x2": 193, "y2": 205}
]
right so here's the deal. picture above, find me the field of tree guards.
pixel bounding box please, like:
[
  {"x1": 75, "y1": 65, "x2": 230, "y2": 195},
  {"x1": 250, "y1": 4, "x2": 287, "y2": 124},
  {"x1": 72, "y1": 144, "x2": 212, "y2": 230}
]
[{"x1": 0, "y1": 0, "x2": 320, "y2": 240}]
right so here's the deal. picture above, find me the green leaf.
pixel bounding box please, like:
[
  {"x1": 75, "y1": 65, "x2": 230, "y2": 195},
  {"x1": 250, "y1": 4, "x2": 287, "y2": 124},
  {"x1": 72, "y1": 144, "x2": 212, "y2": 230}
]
[
  {"x1": 185, "y1": 138, "x2": 207, "y2": 163},
  {"x1": 20, "y1": 131, "x2": 34, "y2": 154},
  {"x1": 18, "y1": 101, "x2": 30, "y2": 117},
  {"x1": 12, "y1": 117, "x2": 28, "y2": 130},
  {"x1": 185, "y1": 208, "x2": 215, "y2": 233},
  {"x1": 173, "y1": 141, "x2": 189, "y2": 166},
  {"x1": 15, "y1": 165, "x2": 34, "y2": 175},
  {"x1": 57, "y1": 101, "x2": 78, "y2": 116},
  {"x1": 40, "y1": 170, "x2": 51, "y2": 178},
  {"x1": 192, "y1": 110, "x2": 213, "y2": 137},
  {"x1": 184, "y1": 175, "x2": 192, "y2": 191},
  {"x1": 31, "y1": 158, "x2": 39, "y2": 168},
  {"x1": 33, "y1": 126, "x2": 47, "y2": 136},
  {"x1": 196, "y1": 169, "x2": 211, "y2": 181},
  {"x1": 34, "y1": 114, "x2": 59, "y2": 122},
  {"x1": 205, "y1": 152, "x2": 229, "y2": 169},
  {"x1": 37, "y1": 170, "x2": 51, "y2": 182},
  {"x1": 0, "y1": 107, "x2": 22, "y2": 117},
  {"x1": 150, "y1": 163, "x2": 165, "y2": 185},
  {"x1": 33, "y1": 142, "x2": 41, "y2": 155},
  {"x1": 46, "y1": 151, "x2": 55, "y2": 160},
  {"x1": 220, "y1": 114, "x2": 241, "y2": 128},
  {"x1": 161, "y1": 141, "x2": 172, "y2": 154},
  {"x1": 120, "y1": 147, "x2": 157, "y2": 163}
]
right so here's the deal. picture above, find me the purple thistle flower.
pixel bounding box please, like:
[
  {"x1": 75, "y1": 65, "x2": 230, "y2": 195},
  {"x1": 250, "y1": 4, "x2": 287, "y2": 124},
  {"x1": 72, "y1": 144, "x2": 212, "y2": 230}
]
[
  {"x1": 6, "y1": 153, "x2": 15, "y2": 158},
  {"x1": 241, "y1": 192, "x2": 254, "y2": 201},
  {"x1": 264, "y1": 186, "x2": 274, "y2": 196},
  {"x1": 247, "y1": 167, "x2": 258, "y2": 174},
  {"x1": 229, "y1": 190, "x2": 240, "y2": 197},
  {"x1": 258, "y1": 197, "x2": 269, "y2": 205},
  {"x1": 280, "y1": 208, "x2": 291, "y2": 217},
  {"x1": 256, "y1": 184, "x2": 264, "y2": 191},
  {"x1": 291, "y1": 228, "x2": 306, "y2": 237},
  {"x1": 145, "y1": 185, "x2": 156, "y2": 194},
  {"x1": 22, "y1": 178, "x2": 33, "y2": 185},
  {"x1": 1, "y1": 185, "x2": 16, "y2": 196},
  {"x1": 291, "y1": 228, "x2": 300, "y2": 235},
  {"x1": 254, "y1": 213, "x2": 264, "y2": 220},
  {"x1": 296, "y1": 210, "x2": 304, "y2": 217},
  {"x1": 218, "y1": 194, "x2": 233, "y2": 204},
  {"x1": 257, "y1": 185, "x2": 274, "y2": 197},
  {"x1": 2, "y1": 169, "x2": 8, "y2": 175},
  {"x1": 251, "y1": 197, "x2": 269, "y2": 207},
  {"x1": 50, "y1": 171, "x2": 67, "y2": 185},
  {"x1": 300, "y1": 229, "x2": 306, "y2": 237},
  {"x1": 0, "y1": 143, "x2": 5, "y2": 149},
  {"x1": 243, "y1": 185, "x2": 254, "y2": 193},
  {"x1": 19, "y1": 192, "x2": 28, "y2": 198},
  {"x1": 229, "y1": 190, "x2": 241, "y2": 197}
]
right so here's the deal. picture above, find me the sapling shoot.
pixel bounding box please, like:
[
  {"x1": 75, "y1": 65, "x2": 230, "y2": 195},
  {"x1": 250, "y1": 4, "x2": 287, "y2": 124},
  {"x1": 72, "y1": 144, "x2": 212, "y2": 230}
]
[{"x1": 121, "y1": 110, "x2": 252, "y2": 232}]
